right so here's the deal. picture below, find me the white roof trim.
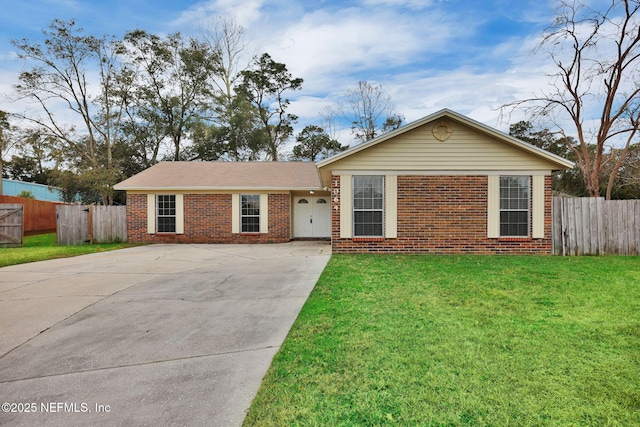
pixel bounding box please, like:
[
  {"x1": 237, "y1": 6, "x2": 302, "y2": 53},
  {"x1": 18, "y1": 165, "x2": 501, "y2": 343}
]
[
  {"x1": 317, "y1": 108, "x2": 575, "y2": 170},
  {"x1": 113, "y1": 185, "x2": 324, "y2": 191},
  {"x1": 330, "y1": 169, "x2": 553, "y2": 176}
]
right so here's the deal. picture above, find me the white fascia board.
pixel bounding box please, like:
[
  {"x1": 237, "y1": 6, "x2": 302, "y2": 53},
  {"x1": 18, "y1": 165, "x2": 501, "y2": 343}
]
[
  {"x1": 330, "y1": 170, "x2": 554, "y2": 176},
  {"x1": 113, "y1": 185, "x2": 325, "y2": 192}
]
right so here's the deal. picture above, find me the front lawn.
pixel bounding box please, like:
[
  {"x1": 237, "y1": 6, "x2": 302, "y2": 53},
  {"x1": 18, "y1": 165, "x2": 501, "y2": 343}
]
[
  {"x1": 244, "y1": 255, "x2": 640, "y2": 426},
  {"x1": 0, "y1": 233, "x2": 140, "y2": 268}
]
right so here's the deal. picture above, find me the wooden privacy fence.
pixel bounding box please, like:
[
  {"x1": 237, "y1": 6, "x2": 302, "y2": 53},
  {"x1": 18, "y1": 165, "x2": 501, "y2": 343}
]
[
  {"x1": 0, "y1": 195, "x2": 58, "y2": 234},
  {"x1": 0, "y1": 204, "x2": 24, "y2": 247},
  {"x1": 56, "y1": 205, "x2": 127, "y2": 245},
  {"x1": 552, "y1": 196, "x2": 640, "y2": 255}
]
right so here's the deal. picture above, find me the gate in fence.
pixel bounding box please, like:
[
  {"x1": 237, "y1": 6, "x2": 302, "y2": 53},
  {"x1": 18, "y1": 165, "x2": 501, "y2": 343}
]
[
  {"x1": 56, "y1": 205, "x2": 127, "y2": 245},
  {"x1": 0, "y1": 204, "x2": 24, "y2": 247},
  {"x1": 552, "y1": 196, "x2": 640, "y2": 255}
]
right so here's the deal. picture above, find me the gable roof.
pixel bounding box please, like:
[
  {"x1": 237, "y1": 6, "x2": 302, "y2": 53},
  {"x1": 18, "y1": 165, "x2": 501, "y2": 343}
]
[
  {"x1": 114, "y1": 161, "x2": 323, "y2": 191},
  {"x1": 317, "y1": 108, "x2": 574, "y2": 170}
]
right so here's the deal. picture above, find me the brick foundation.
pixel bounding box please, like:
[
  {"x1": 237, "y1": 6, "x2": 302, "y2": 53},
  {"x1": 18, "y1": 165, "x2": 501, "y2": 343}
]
[
  {"x1": 126, "y1": 193, "x2": 291, "y2": 244},
  {"x1": 331, "y1": 175, "x2": 553, "y2": 254}
]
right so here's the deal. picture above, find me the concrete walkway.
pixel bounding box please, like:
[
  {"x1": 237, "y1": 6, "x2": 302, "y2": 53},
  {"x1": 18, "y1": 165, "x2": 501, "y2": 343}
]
[{"x1": 0, "y1": 242, "x2": 331, "y2": 426}]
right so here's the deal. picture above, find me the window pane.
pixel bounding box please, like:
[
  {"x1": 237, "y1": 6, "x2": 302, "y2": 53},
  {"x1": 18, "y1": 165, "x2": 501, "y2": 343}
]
[
  {"x1": 241, "y1": 195, "x2": 259, "y2": 213},
  {"x1": 354, "y1": 211, "x2": 383, "y2": 236},
  {"x1": 516, "y1": 198, "x2": 528, "y2": 210},
  {"x1": 500, "y1": 208, "x2": 528, "y2": 236},
  {"x1": 500, "y1": 219, "x2": 528, "y2": 237},
  {"x1": 242, "y1": 216, "x2": 260, "y2": 233},
  {"x1": 157, "y1": 216, "x2": 176, "y2": 233}
]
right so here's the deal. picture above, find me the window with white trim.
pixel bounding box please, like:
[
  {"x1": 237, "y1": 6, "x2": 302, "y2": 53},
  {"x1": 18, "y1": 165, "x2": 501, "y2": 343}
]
[
  {"x1": 157, "y1": 195, "x2": 176, "y2": 233},
  {"x1": 499, "y1": 176, "x2": 530, "y2": 237},
  {"x1": 241, "y1": 194, "x2": 260, "y2": 233},
  {"x1": 353, "y1": 176, "x2": 384, "y2": 236}
]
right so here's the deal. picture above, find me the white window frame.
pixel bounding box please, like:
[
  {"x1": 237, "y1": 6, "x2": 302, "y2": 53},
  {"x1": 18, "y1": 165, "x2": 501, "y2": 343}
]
[
  {"x1": 240, "y1": 194, "x2": 260, "y2": 233},
  {"x1": 352, "y1": 175, "x2": 385, "y2": 237},
  {"x1": 156, "y1": 194, "x2": 176, "y2": 233},
  {"x1": 499, "y1": 176, "x2": 530, "y2": 237}
]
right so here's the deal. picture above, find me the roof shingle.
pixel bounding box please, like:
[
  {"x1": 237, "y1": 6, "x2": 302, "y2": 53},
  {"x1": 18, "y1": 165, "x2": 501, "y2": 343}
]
[{"x1": 114, "y1": 161, "x2": 322, "y2": 190}]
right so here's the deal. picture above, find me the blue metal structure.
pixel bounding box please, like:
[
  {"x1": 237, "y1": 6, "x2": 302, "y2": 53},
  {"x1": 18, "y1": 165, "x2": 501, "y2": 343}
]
[{"x1": 1, "y1": 179, "x2": 64, "y2": 202}]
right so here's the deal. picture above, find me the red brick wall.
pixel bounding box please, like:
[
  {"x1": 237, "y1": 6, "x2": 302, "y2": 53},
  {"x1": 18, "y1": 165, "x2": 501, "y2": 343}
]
[
  {"x1": 331, "y1": 175, "x2": 553, "y2": 254},
  {"x1": 126, "y1": 193, "x2": 291, "y2": 244},
  {"x1": 126, "y1": 194, "x2": 147, "y2": 242}
]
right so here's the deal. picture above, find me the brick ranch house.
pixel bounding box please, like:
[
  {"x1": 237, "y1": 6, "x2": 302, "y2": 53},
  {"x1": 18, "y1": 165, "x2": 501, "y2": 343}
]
[{"x1": 114, "y1": 109, "x2": 573, "y2": 254}]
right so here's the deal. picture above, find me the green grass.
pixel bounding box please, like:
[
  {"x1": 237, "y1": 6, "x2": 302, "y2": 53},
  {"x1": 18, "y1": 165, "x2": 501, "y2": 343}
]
[
  {"x1": 244, "y1": 255, "x2": 640, "y2": 426},
  {"x1": 0, "y1": 233, "x2": 140, "y2": 267}
]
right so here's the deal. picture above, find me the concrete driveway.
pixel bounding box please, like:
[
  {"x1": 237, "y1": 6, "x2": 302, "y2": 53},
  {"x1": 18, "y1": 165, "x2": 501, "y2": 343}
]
[{"x1": 0, "y1": 242, "x2": 330, "y2": 426}]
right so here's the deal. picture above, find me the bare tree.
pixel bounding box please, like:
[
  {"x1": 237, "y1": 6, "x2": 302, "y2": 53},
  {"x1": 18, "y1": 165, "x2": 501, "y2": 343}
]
[
  {"x1": 340, "y1": 81, "x2": 404, "y2": 143},
  {"x1": 194, "y1": 17, "x2": 265, "y2": 161},
  {"x1": 504, "y1": 0, "x2": 640, "y2": 199},
  {"x1": 200, "y1": 16, "x2": 250, "y2": 105},
  {"x1": 319, "y1": 106, "x2": 341, "y2": 142}
]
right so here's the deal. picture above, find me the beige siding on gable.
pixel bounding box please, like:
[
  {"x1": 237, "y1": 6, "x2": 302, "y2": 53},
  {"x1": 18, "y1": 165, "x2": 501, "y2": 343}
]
[{"x1": 324, "y1": 122, "x2": 558, "y2": 173}]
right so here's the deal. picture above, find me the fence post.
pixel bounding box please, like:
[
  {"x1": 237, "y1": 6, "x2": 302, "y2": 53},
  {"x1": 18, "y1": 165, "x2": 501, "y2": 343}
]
[
  {"x1": 559, "y1": 197, "x2": 567, "y2": 256},
  {"x1": 596, "y1": 198, "x2": 604, "y2": 255},
  {"x1": 87, "y1": 206, "x2": 93, "y2": 244}
]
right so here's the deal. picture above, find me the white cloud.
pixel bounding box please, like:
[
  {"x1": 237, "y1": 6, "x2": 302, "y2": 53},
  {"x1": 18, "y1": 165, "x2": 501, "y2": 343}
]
[
  {"x1": 360, "y1": 0, "x2": 438, "y2": 9},
  {"x1": 41, "y1": 0, "x2": 83, "y2": 10},
  {"x1": 382, "y1": 41, "x2": 555, "y2": 132},
  {"x1": 0, "y1": 51, "x2": 18, "y2": 61},
  {"x1": 172, "y1": 0, "x2": 265, "y2": 29},
  {"x1": 259, "y1": 5, "x2": 468, "y2": 94}
]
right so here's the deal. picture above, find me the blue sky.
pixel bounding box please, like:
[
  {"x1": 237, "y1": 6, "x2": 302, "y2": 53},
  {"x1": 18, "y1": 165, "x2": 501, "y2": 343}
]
[{"x1": 0, "y1": 0, "x2": 561, "y2": 144}]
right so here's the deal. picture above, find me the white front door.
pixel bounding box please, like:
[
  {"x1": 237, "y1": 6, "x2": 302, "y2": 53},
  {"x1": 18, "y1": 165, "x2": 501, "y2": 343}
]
[
  {"x1": 294, "y1": 197, "x2": 313, "y2": 237},
  {"x1": 294, "y1": 197, "x2": 331, "y2": 238}
]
